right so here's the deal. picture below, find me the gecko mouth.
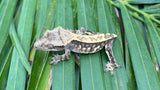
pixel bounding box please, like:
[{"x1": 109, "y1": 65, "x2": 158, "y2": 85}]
[{"x1": 47, "y1": 45, "x2": 65, "y2": 51}]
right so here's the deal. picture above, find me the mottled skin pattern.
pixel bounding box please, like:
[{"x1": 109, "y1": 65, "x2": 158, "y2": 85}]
[{"x1": 34, "y1": 27, "x2": 121, "y2": 76}]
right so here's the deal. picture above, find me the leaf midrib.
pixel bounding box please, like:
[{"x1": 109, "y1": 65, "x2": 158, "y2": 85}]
[{"x1": 63, "y1": 0, "x2": 66, "y2": 90}]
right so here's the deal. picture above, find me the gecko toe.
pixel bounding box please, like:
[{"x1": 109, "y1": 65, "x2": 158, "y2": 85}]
[
  {"x1": 104, "y1": 67, "x2": 114, "y2": 76},
  {"x1": 49, "y1": 59, "x2": 59, "y2": 65},
  {"x1": 49, "y1": 56, "x2": 60, "y2": 65},
  {"x1": 49, "y1": 61, "x2": 54, "y2": 64},
  {"x1": 104, "y1": 68, "x2": 109, "y2": 72},
  {"x1": 49, "y1": 57, "x2": 54, "y2": 59},
  {"x1": 104, "y1": 62, "x2": 121, "y2": 76},
  {"x1": 117, "y1": 65, "x2": 122, "y2": 68},
  {"x1": 110, "y1": 71, "x2": 114, "y2": 76},
  {"x1": 114, "y1": 63, "x2": 122, "y2": 68}
]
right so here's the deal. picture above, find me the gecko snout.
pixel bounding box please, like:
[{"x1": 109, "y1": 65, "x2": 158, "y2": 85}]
[{"x1": 34, "y1": 41, "x2": 39, "y2": 49}]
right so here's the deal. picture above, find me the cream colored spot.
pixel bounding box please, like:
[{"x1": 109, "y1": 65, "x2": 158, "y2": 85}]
[
  {"x1": 92, "y1": 44, "x2": 96, "y2": 48},
  {"x1": 101, "y1": 43, "x2": 105, "y2": 46},
  {"x1": 82, "y1": 48, "x2": 86, "y2": 51},
  {"x1": 82, "y1": 37, "x2": 88, "y2": 41},
  {"x1": 78, "y1": 45, "x2": 81, "y2": 49},
  {"x1": 87, "y1": 47, "x2": 91, "y2": 51},
  {"x1": 96, "y1": 45, "x2": 100, "y2": 49},
  {"x1": 92, "y1": 48, "x2": 97, "y2": 52},
  {"x1": 105, "y1": 34, "x2": 111, "y2": 39},
  {"x1": 94, "y1": 45, "x2": 100, "y2": 51},
  {"x1": 89, "y1": 37, "x2": 94, "y2": 41},
  {"x1": 98, "y1": 35, "x2": 103, "y2": 40}
]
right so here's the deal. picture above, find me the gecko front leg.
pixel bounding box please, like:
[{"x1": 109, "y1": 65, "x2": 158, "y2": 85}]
[
  {"x1": 50, "y1": 49, "x2": 71, "y2": 65},
  {"x1": 104, "y1": 39, "x2": 121, "y2": 76}
]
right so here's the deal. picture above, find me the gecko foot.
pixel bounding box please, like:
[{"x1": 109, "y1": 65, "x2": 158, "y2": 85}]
[
  {"x1": 104, "y1": 62, "x2": 121, "y2": 76},
  {"x1": 49, "y1": 54, "x2": 61, "y2": 65}
]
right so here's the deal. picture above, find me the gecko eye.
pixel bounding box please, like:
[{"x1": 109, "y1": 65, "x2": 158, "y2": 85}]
[
  {"x1": 44, "y1": 30, "x2": 50, "y2": 38},
  {"x1": 47, "y1": 44, "x2": 54, "y2": 49}
]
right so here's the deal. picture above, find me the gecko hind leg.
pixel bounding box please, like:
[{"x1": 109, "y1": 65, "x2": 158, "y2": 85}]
[
  {"x1": 104, "y1": 39, "x2": 121, "y2": 76},
  {"x1": 50, "y1": 49, "x2": 71, "y2": 65}
]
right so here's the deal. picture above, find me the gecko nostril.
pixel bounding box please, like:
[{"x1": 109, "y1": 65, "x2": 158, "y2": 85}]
[
  {"x1": 34, "y1": 42, "x2": 38, "y2": 48},
  {"x1": 35, "y1": 45, "x2": 37, "y2": 48}
]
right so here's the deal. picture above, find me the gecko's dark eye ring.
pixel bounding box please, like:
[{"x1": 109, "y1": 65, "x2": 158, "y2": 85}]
[{"x1": 47, "y1": 44, "x2": 54, "y2": 49}]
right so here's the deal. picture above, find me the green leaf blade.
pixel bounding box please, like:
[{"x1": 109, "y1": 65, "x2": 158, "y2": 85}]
[
  {"x1": 77, "y1": 0, "x2": 105, "y2": 90},
  {"x1": 97, "y1": 0, "x2": 128, "y2": 90},
  {"x1": 120, "y1": 2, "x2": 160, "y2": 90},
  {"x1": 0, "y1": 0, "x2": 18, "y2": 52},
  {"x1": 0, "y1": 37, "x2": 13, "y2": 89},
  {"x1": 0, "y1": 36, "x2": 12, "y2": 76},
  {"x1": 6, "y1": 0, "x2": 36, "y2": 89},
  {"x1": 9, "y1": 23, "x2": 31, "y2": 73},
  {"x1": 52, "y1": 0, "x2": 75, "y2": 90},
  {"x1": 27, "y1": 0, "x2": 55, "y2": 89},
  {"x1": 127, "y1": 0, "x2": 160, "y2": 4},
  {"x1": 144, "y1": 16, "x2": 160, "y2": 66}
]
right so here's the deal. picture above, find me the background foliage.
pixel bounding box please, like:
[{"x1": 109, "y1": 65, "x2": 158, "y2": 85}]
[{"x1": 0, "y1": 0, "x2": 160, "y2": 90}]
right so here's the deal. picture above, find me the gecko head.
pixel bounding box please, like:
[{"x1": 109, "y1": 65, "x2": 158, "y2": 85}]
[{"x1": 34, "y1": 27, "x2": 66, "y2": 51}]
